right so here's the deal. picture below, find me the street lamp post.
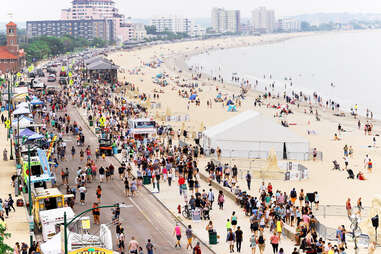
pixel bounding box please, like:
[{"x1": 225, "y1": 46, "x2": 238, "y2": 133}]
[
  {"x1": 27, "y1": 145, "x2": 33, "y2": 248},
  {"x1": 8, "y1": 74, "x2": 14, "y2": 160},
  {"x1": 64, "y1": 203, "x2": 129, "y2": 254}
]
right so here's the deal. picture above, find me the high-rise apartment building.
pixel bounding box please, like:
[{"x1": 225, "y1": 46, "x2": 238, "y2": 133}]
[
  {"x1": 252, "y1": 7, "x2": 276, "y2": 33},
  {"x1": 26, "y1": 20, "x2": 114, "y2": 41},
  {"x1": 211, "y1": 8, "x2": 240, "y2": 33},
  {"x1": 278, "y1": 18, "x2": 301, "y2": 32},
  {"x1": 150, "y1": 17, "x2": 193, "y2": 34}
]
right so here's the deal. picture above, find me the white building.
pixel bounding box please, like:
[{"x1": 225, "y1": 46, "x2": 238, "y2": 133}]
[
  {"x1": 252, "y1": 7, "x2": 276, "y2": 33},
  {"x1": 211, "y1": 8, "x2": 240, "y2": 33},
  {"x1": 150, "y1": 17, "x2": 193, "y2": 34},
  {"x1": 278, "y1": 18, "x2": 301, "y2": 32},
  {"x1": 118, "y1": 23, "x2": 148, "y2": 42},
  {"x1": 190, "y1": 24, "x2": 206, "y2": 37}
]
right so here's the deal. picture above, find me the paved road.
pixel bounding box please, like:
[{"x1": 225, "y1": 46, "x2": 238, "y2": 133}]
[{"x1": 31, "y1": 73, "x2": 213, "y2": 253}]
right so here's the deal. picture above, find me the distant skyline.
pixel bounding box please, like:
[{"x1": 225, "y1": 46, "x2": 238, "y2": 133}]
[{"x1": 2, "y1": 0, "x2": 381, "y2": 22}]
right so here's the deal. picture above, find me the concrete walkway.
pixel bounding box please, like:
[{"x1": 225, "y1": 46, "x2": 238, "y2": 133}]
[
  {"x1": 0, "y1": 112, "x2": 29, "y2": 248},
  {"x1": 77, "y1": 107, "x2": 296, "y2": 254}
]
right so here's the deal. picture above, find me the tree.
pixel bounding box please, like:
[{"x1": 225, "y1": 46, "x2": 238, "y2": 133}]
[
  {"x1": 0, "y1": 33, "x2": 6, "y2": 46},
  {"x1": 0, "y1": 224, "x2": 13, "y2": 254},
  {"x1": 145, "y1": 25, "x2": 157, "y2": 35}
]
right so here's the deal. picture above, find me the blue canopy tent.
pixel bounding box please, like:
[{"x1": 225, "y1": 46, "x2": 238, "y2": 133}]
[
  {"x1": 28, "y1": 133, "x2": 44, "y2": 140},
  {"x1": 31, "y1": 98, "x2": 44, "y2": 105},
  {"x1": 19, "y1": 128, "x2": 36, "y2": 137},
  {"x1": 189, "y1": 94, "x2": 197, "y2": 101}
]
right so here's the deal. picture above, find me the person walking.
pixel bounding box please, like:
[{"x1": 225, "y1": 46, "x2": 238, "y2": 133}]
[
  {"x1": 231, "y1": 211, "x2": 238, "y2": 230},
  {"x1": 250, "y1": 233, "x2": 257, "y2": 254},
  {"x1": 146, "y1": 239, "x2": 155, "y2": 254},
  {"x1": 118, "y1": 228, "x2": 125, "y2": 253},
  {"x1": 218, "y1": 191, "x2": 224, "y2": 210},
  {"x1": 186, "y1": 225, "x2": 193, "y2": 249},
  {"x1": 96, "y1": 185, "x2": 102, "y2": 202},
  {"x1": 226, "y1": 228, "x2": 235, "y2": 253},
  {"x1": 208, "y1": 189, "x2": 214, "y2": 209},
  {"x1": 92, "y1": 202, "x2": 100, "y2": 225},
  {"x1": 246, "y1": 171, "x2": 251, "y2": 190},
  {"x1": 270, "y1": 231, "x2": 280, "y2": 254},
  {"x1": 173, "y1": 223, "x2": 182, "y2": 248},
  {"x1": 193, "y1": 242, "x2": 202, "y2": 254},
  {"x1": 128, "y1": 236, "x2": 139, "y2": 254},
  {"x1": 235, "y1": 226, "x2": 243, "y2": 253},
  {"x1": 79, "y1": 184, "x2": 86, "y2": 205},
  {"x1": 257, "y1": 229, "x2": 265, "y2": 254}
]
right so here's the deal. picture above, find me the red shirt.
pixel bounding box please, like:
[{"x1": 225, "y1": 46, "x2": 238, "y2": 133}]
[
  {"x1": 178, "y1": 177, "x2": 185, "y2": 185},
  {"x1": 193, "y1": 246, "x2": 201, "y2": 254}
]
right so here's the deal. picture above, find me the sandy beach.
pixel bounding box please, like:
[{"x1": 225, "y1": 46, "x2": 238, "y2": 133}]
[{"x1": 109, "y1": 32, "x2": 381, "y2": 236}]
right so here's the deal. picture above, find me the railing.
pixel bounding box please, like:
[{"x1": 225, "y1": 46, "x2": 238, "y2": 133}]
[
  {"x1": 205, "y1": 148, "x2": 321, "y2": 161},
  {"x1": 313, "y1": 205, "x2": 370, "y2": 219}
]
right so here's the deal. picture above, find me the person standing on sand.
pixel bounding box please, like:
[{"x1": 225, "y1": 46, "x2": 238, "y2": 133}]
[
  {"x1": 346, "y1": 198, "x2": 352, "y2": 216},
  {"x1": 364, "y1": 155, "x2": 369, "y2": 170},
  {"x1": 368, "y1": 159, "x2": 373, "y2": 173}
]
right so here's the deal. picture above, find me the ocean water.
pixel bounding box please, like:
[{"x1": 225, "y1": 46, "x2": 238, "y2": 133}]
[{"x1": 187, "y1": 30, "x2": 381, "y2": 118}]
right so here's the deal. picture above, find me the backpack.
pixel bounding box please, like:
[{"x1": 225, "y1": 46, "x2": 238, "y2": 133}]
[{"x1": 258, "y1": 235, "x2": 264, "y2": 244}]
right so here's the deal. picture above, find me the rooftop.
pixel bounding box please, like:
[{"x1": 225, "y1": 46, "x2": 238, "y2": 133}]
[{"x1": 0, "y1": 46, "x2": 18, "y2": 59}]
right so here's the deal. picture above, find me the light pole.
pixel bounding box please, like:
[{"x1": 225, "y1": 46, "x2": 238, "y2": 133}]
[
  {"x1": 8, "y1": 74, "x2": 14, "y2": 160},
  {"x1": 27, "y1": 144, "x2": 33, "y2": 248},
  {"x1": 64, "y1": 203, "x2": 130, "y2": 254}
]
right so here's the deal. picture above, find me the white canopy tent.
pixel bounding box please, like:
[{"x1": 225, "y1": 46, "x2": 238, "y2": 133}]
[
  {"x1": 12, "y1": 116, "x2": 34, "y2": 129},
  {"x1": 202, "y1": 111, "x2": 310, "y2": 160},
  {"x1": 12, "y1": 106, "x2": 31, "y2": 116},
  {"x1": 15, "y1": 102, "x2": 30, "y2": 109}
]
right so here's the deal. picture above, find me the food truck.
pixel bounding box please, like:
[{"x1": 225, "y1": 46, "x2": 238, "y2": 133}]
[
  {"x1": 40, "y1": 207, "x2": 75, "y2": 241},
  {"x1": 22, "y1": 149, "x2": 55, "y2": 189},
  {"x1": 127, "y1": 118, "x2": 157, "y2": 139},
  {"x1": 32, "y1": 187, "x2": 73, "y2": 231}
]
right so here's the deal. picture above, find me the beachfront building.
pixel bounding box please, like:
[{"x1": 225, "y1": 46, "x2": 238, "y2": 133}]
[
  {"x1": 211, "y1": 8, "x2": 241, "y2": 34},
  {"x1": 278, "y1": 18, "x2": 301, "y2": 32},
  {"x1": 0, "y1": 22, "x2": 25, "y2": 74},
  {"x1": 150, "y1": 17, "x2": 193, "y2": 34},
  {"x1": 251, "y1": 7, "x2": 276, "y2": 33},
  {"x1": 118, "y1": 23, "x2": 148, "y2": 42},
  {"x1": 190, "y1": 24, "x2": 206, "y2": 37},
  {"x1": 26, "y1": 20, "x2": 114, "y2": 41},
  {"x1": 60, "y1": 0, "x2": 147, "y2": 42},
  {"x1": 202, "y1": 111, "x2": 310, "y2": 161}
]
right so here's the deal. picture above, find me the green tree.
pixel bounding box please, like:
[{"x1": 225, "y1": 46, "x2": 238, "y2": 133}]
[
  {"x1": 145, "y1": 25, "x2": 157, "y2": 35},
  {"x1": 0, "y1": 224, "x2": 13, "y2": 254}
]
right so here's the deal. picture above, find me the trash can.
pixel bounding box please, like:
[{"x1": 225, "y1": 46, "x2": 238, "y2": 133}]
[
  {"x1": 143, "y1": 176, "x2": 151, "y2": 185},
  {"x1": 112, "y1": 146, "x2": 118, "y2": 155},
  {"x1": 89, "y1": 120, "x2": 93, "y2": 127},
  {"x1": 209, "y1": 231, "x2": 217, "y2": 245}
]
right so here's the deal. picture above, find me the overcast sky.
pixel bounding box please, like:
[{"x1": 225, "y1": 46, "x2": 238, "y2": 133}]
[{"x1": 2, "y1": 0, "x2": 381, "y2": 22}]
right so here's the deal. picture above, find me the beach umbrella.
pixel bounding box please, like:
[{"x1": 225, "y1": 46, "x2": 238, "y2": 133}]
[{"x1": 189, "y1": 94, "x2": 197, "y2": 101}]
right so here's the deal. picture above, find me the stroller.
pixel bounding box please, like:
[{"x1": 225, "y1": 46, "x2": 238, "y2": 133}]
[
  {"x1": 347, "y1": 169, "x2": 355, "y2": 179},
  {"x1": 332, "y1": 160, "x2": 340, "y2": 170},
  {"x1": 202, "y1": 206, "x2": 210, "y2": 220}
]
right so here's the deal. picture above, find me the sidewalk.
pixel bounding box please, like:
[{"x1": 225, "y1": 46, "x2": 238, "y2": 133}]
[{"x1": 0, "y1": 113, "x2": 29, "y2": 248}]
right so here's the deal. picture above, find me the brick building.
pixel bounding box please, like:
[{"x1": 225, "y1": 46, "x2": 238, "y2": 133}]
[{"x1": 0, "y1": 22, "x2": 25, "y2": 74}]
